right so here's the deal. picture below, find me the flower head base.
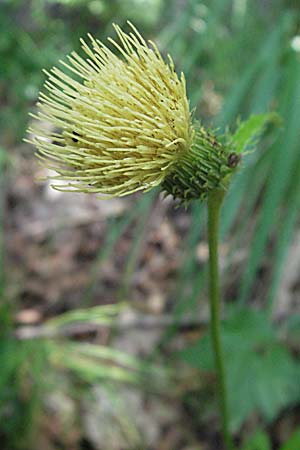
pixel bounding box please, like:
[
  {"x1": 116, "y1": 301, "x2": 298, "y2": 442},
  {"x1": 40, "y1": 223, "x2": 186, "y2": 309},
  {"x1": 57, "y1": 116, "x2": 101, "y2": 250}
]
[{"x1": 28, "y1": 22, "x2": 237, "y2": 202}]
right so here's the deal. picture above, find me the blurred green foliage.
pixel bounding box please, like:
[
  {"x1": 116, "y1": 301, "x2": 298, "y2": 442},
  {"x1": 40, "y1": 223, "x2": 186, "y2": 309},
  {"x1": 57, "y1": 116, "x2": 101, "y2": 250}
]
[
  {"x1": 242, "y1": 429, "x2": 300, "y2": 450},
  {"x1": 0, "y1": 0, "x2": 163, "y2": 145},
  {"x1": 180, "y1": 306, "x2": 300, "y2": 431},
  {"x1": 2, "y1": 0, "x2": 300, "y2": 448}
]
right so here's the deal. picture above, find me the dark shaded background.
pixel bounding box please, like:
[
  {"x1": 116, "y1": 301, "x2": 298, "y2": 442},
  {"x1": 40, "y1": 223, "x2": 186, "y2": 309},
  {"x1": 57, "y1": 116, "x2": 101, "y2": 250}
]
[{"x1": 2, "y1": 1, "x2": 300, "y2": 449}]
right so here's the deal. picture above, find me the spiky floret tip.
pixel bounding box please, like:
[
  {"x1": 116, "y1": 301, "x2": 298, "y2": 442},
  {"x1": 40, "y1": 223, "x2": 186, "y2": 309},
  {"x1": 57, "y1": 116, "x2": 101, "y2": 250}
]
[{"x1": 27, "y1": 22, "x2": 238, "y2": 201}]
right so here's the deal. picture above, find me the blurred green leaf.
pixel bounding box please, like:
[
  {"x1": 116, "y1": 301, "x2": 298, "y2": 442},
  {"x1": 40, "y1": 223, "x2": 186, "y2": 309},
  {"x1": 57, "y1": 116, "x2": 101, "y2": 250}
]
[
  {"x1": 239, "y1": 52, "x2": 300, "y2": 304},
  {"x1": 46, "y1": 303, "x2": 124, "y2": 327},
  {"x1": 0, "y1": 338, "x2": 50, "y2": 449},
  {"x1": 51, "y1": 340, "x2": 169, "y2": 391},
  {"x1": 242, "y1": 429, "x2": 271, "y2": 450},
  {"x1": 179, "y1": 307, "x2": 300, "y2": 431},
  {"x1": 228, "y1": 113, "x2": 280, "y2": 155},
  {"x1": 280, "y1": 430, "x2": 300, "y2": 450}
]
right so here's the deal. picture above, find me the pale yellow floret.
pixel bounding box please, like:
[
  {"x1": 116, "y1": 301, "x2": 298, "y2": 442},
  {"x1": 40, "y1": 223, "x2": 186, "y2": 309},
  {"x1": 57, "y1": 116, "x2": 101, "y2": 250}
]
[{"x1": 28, "y1": 21, "x2": 193, "y2": 197}]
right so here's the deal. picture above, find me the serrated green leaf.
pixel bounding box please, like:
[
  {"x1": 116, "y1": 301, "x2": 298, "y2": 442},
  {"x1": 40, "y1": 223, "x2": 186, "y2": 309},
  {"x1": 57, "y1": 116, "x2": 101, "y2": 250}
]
[
  {"x1": 179, "y1": 308, "x2": 300, "y2": 431},
  {"x1": 228, "y1": 113, "x2": 280, "y2": 155},
  {"x1": 179, "y1": 308, "x2": 275, "y2": 370}
]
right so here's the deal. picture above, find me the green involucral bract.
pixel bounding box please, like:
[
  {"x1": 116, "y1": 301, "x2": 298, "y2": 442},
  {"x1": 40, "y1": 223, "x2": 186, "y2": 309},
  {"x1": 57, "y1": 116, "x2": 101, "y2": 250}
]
[{"x1": 162, "y1": 127, "x2": 236, "y2": 203}]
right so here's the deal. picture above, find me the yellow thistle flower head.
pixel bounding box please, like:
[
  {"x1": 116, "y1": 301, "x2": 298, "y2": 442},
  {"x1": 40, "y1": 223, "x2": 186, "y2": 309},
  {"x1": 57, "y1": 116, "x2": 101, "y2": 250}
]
[{"x1": 28, "y1": 22, "x2": 238, "y2": 202}]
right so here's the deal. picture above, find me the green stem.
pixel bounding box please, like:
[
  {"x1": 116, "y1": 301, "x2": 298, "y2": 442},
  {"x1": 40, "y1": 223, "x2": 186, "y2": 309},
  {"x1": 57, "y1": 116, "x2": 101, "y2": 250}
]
[{"x1": 207, "y1": 189, "x2": 233, "y2": 450}]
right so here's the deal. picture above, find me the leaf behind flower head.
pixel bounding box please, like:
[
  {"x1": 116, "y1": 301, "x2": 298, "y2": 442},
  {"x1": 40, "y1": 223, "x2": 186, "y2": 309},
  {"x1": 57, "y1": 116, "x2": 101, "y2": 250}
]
[{"x1": 228, "y1": 112, "x2": 281, "y2": 155}]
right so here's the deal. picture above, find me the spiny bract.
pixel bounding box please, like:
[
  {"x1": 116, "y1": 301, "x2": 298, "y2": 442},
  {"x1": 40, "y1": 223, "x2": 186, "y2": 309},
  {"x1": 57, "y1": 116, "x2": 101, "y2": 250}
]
[{"x1": 28, "y1": 22, "x2": 234, "y2": 201}]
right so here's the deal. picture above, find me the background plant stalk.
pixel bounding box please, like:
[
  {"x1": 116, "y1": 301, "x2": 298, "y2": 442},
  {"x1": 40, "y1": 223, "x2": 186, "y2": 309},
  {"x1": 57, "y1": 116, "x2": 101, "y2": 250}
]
[{"x1": 207, "y1": 189, "x2": 233, "y2": 450}]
